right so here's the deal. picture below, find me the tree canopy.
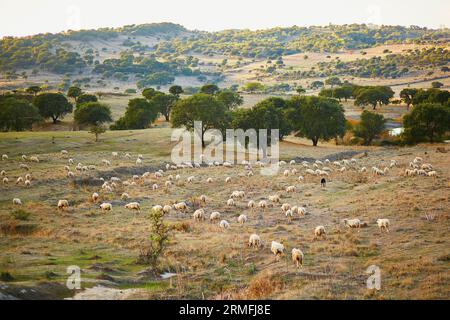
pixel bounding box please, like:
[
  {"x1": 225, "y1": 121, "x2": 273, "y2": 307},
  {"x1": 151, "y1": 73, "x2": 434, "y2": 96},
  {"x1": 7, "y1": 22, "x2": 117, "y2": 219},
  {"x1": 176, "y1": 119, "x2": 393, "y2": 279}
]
[{"x1": 33, "y1": 93, "x2": 73, "y2": 123}]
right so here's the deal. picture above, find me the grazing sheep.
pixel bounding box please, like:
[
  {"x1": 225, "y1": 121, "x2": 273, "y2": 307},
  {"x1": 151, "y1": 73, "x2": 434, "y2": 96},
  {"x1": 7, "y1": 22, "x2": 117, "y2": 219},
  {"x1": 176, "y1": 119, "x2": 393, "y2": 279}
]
[
  {"x1": 136, "y1": 158, "x2": 143, "y2": 166},
  {"x1": 125, "y1": 202, "x2": 141, "y2": 212},
  {"x1": 162, "y1": 205, "x2": 172, "y2": 214},
  {"x1": 427, "y1": 171, "x2": 437, "y2": 177},
  {"x1": 152, "y1": 184, "x2": 159, "y2": 190},
  {"x1": 2, "y1": 154, "x2": 8, "y2": 161},
  {"x1": 165, "y1": 181, "x2": 172, "y2": 188},
  {"x1": 376, "y1": 219, "x2": 390, "y2": 233},
  {"x1": 271, "y1": 241, "x2": 284, "y2": 259},
  {"x1": 219, "y1": 220, "x2": 230, "y2": 230},
  {"x1": 291, "y1": 248, "x2": 304, "y2": 268},
  {"x1": 154, "y1": 172, "x2": 163, "y2": 179},
  {"x1": 199, "y1": 194, "x2": 207, "y2": 203},
  {"x1": 30, "y1": 156, "x2": 39, "y2": 163},
  {"x1": 25, "y1": 174, "x2": 32, "y2": 181},
  {"x1": 206, "y1": 177, "x2": 213, "y2": 183},
  {"x1": 16, "y1": 177, "x2": 24, "y2": 184},
  {"x1": 101, "y1": 159, "x2": 111, "y2": 166},
  {"x1": 13, "y1": 198, "x2": 22, "y2": 205},
  {"x1": 225, "y1": 177, "x2": 231, "y2": 183},
  {"x1": 283, "y1": 170, "x2": 290, "y2": 177},
  {"x1": 24, "y1": 180, "x2": 31, "y2": 187},
  {"x1": 297, "y1": 207, "x2": 307, "y2": 216},
  {"x1": 152, "y1": 205, "x2": 163, "y2": 212},
  {"x1": 289, "y1": 160, "x2": 296, "y2": 165},
  {"x1": 291, "y1": 168, "x2": 298, "y2": 175},
  {"x1": 314, "y1": 226, "x2": 326, "y2": 239},
  {"x1": 0, "y1": 170, "x2": 6, "y2": 176},
  {"x1": 281, "y1": 203, "x2": 291, "y2": 212},
  {"x1": 305, "y1": 169, "x2": 316, "y2": 176},
  {"x1": 61, "y1": 150, "x2": 69, "y2": 156},
  {"x1": 21, "y1": 155, "x2": 27, "y2": 161},
  {"x1": 339, "y1": 167, "x2": 346, "y2": 173},
  {"x1": 247, "y1": 200, "x2": 256, "y2": 209},
  {"x1": 120, "y1": 193, "x2": 130, "y2": 200},
  {"x1": 298, "y1": 176, "x2": 304, "y2": 182},
  {"x1": 248, "y1": 234, "x2": 262, "y2": 248},
  {"x1": 193, "y1": 209, "x2": 205, "y2": 221},
  {"x1": 125, "y1": 153, "x2": 132, "y2": 159},
  {"x1": 258, "y1": 200, "x2": 268, "y2": 210},
  {"x1": 286, "y1": 185, "x2": 296, "y2": 193},
  {"x1": 3, "y1": 177, "x2": 9, "y2": 185},
  {"x1": 111, "y1": 152, "x2": 118, "y2": 158},
  {"x1": 68, "y1": 159, "x2": 74, "y2": 165},
  {"x1": 268, "y1": 195, "x2": 280, "y2": 203},
  {"x1": 210, "y1": 211, "x2": 221, "y2": 222},
  {"x1": 343, "y1": 218, "x2": 361, "y2": 229},
  {"x1": 92, "y1": 193, "x2": 99, "y2": 203},
  {"x1": 174, "y1": 202, "x2": 188, "y2": 212},
  {"x1": 237, "y1": 214, "x2": 247, "y2": 224},
  {"x1": 57, "y1": 200, "x2": 69, "y2": 210},
  {"x1": 227, "y1": 198, "x2": 235, "y2": 206},
  {"x1": 19, "y1": 164, "x2": 30, "y2": 171},
  {"x1": 360, "y1": 167, "x2": 367, "y2": 173},
  {"x1": 187, "y1": 176, "x2": 195, "y2": 183},
  {"x1": 285, "y1": 209, "x2": 293, "y2": 222},
  {"x1": 100, "y1": 203, "x2": 112, "y2": 212}
]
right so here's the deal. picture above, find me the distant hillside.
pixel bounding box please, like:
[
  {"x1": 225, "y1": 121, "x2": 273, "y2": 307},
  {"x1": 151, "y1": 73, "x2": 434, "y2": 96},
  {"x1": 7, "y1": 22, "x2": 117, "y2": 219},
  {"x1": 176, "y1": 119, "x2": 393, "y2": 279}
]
[{"x1": 0, "y1": 23, "x2": 449, "y2": 92}]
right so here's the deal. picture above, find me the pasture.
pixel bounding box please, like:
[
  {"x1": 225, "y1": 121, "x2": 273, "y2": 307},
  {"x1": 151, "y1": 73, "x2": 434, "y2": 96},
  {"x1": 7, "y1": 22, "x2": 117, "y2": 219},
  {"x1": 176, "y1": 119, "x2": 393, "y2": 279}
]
[{"x1": 0, "y1": 129, "x2": 448, "y2": 299}]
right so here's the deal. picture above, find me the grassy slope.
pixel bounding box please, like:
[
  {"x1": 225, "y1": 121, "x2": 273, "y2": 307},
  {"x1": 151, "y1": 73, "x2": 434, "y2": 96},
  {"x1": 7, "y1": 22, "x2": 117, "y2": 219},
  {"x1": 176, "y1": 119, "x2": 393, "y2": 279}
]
[{"x1": 0, "y1": 128, "x2": 448, "y2": 299}]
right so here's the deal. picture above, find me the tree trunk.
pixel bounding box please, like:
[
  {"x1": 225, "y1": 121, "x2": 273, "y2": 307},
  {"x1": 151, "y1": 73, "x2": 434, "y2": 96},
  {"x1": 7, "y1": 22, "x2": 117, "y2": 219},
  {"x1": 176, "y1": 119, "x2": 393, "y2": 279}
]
[
  {"x1": 52, "y1": 117, "x2": 58, "y2": 124},
  {"x1": 95, "y1": 132, "x2": 99, "y2": 142},
  {"x1": 312, "y1": 138, "x2": 319, "y2": 146}
]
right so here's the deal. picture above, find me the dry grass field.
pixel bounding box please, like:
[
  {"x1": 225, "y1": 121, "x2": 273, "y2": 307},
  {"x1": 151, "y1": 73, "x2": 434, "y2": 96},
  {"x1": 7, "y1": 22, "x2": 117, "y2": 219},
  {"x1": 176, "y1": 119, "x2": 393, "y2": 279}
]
[{"x1": 0, "y1": 127, "x2": 448, "y2": 300}]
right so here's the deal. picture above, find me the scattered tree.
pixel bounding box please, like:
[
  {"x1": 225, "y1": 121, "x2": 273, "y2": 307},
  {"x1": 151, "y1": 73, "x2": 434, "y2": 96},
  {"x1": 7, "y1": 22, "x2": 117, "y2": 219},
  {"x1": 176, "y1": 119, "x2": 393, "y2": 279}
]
[
  {"x1": 353, "y1": 110, "x2": 386, "y2": 145},
  {"x1": 74, "y1": 102, "x2": 112, "y2": 141},
  {"x1": 33, "y1": 93, "x2": 73, "y2": 124}
]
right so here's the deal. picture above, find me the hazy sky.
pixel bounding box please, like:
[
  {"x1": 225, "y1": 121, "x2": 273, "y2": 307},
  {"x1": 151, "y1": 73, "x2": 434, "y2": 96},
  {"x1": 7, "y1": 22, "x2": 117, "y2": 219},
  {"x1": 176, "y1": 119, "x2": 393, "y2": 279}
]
[{"x1": 0, "y1": 0, "x2": 449, "y2": 38}]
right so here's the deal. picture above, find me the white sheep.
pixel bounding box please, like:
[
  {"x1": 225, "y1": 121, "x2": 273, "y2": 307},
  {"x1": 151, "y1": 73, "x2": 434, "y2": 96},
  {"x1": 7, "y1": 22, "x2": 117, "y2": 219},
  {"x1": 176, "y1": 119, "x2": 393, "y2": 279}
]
[
  {"x1": 258, "y1": 200, "x2": 268, "y2": 210},
  {"x1": 268, "y1": 195, "x2": 280, "y2": 203},
  {"x1": 281, "y1": 203, "x2": 291, "y2": 212},
  {"x1": 285, "y1": 209, "x2": 293, "y2": 222},
  {"x1": 247, "y1": 200, "x2": 256, "y2": 209},
  {"x1": 16, "y1": 177, "x2": 24, "y2": 184},
  {"x1": 152, "y1": 184, "x2": 159, "y2": 190},
  {"x1": 283, "y1": 170, "x2": 290, "y2": 177},
  {"x1": 427, "y1": 171, "x2": 437, "y2": 177},
  {"x1": 21, "y1": 155, "x2": 27, "y2": 161},
  {"x1": 0, "y1": 170, "x2": 6, "y2": 176},
  {"x1": 57, "y1": 200, "x2": 69, "y2": 210},
  {"x1": 92, "y1": 193, "x2": 99, "y2": 203},
  {"x1": 121, "y1": 193, "x2": 130, "y2": 200},
  {"x1": 199, "y1": 195, "x2": 207, "y2": 203},
  {"x1": 3, "y1": 177, "x2": 9, "y2": 185},
  {"x1": 193, "y1": 209, "x2": 205, "y2": 221},
  {"x1": 210, "y1": 211, "x2": 221, "y2": 222},
  {"x1": 271, "y1": 241, "x2": 284, "y2": 259},
  {"x1": 343, "y1": 218, "x2": 361, "y2": 229},
  {"x1": 227, "y1": 198, "x2": 235, "y2": 206},
  {"x1": 291, "y1": 248, "x2": 304, "y2": 268},
  {"x1": 163, "y1": 205, "x2": 172, "y2": 214},
  {"x1": 100, "y1": 203, "x2": 112, "y2": 212},
  {"x1": 314, "y1": 226, "x2": 326, "y2": 239},
  {"x1": 248, "y1": 234, "x2": 262, "y2": 248},
  {"x1": 165, "y1": 181, "x2": 172, "y2": 188},
  {"x1": 30, "y1": 156, "x2": 39, "y2": 163},
  {"x1": 376, "y1": 219, "x2": 390, "y2": 233},
  {"x1": 24, "y1": 180, "x2": 31, "y2": 187},
  {"x1": 2, "y1": 154, "x2": 8, "y2": 161},
  {"x1": 102, "y1": 159, "x2": 111, "y2": 166},
  {"x1": 286, "y1": 185, "x2": 296, "y2": 193},
  {"x1": 152, "y1": 205, "x2": 163, "y2": 212},
  {"x1": 206, "y1": 177, "x2": 213, "y2": 183},
  {"x1": 219, "y1": 220, "x2": 230, "y2": 230},
  {"x1": 187, "y1": 176, "x2": 195, "y2": 183},
  {"x1": 225, "y1": 177, "x2": 232, "y2": 183},
  {"x1": 297, "y1": 207, "x2": 307, "y2": 216},
  {"x1": 13, "y1": 198, "x2": 22, "y2": 205},
  {"x1": 174, "y1": 202, "x2": 188, "y2": 212},
  {"x1": 237, "y1": 214, "x2": 247, "y2": 224},
  {"x1": 298, "y1": 176, "x2": 304, "y2": 182},
  {"x1": 125, "y1": 202, "x2": 141, "y2": 212}
]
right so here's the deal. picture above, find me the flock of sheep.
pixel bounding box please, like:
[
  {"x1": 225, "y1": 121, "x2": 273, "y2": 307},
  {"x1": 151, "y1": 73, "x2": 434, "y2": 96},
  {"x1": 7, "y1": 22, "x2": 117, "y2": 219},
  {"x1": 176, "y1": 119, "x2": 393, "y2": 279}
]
[{"x1": 1, "y1": 149, "x2": 439, "y2": 270}]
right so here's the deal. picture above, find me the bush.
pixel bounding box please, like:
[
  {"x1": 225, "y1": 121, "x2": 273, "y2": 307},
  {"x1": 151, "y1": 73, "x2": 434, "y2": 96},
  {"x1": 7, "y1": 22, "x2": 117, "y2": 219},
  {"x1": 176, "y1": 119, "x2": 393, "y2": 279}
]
[{"x1": 11, "y1": 209, "x2": 31, "y2": 221}]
